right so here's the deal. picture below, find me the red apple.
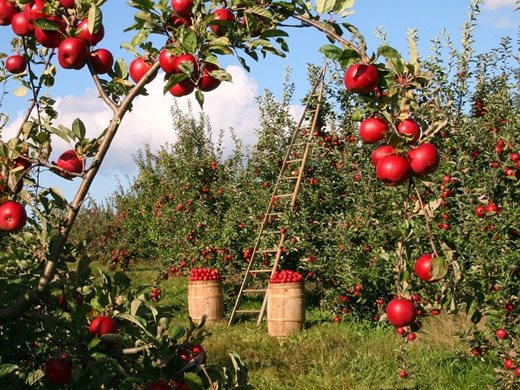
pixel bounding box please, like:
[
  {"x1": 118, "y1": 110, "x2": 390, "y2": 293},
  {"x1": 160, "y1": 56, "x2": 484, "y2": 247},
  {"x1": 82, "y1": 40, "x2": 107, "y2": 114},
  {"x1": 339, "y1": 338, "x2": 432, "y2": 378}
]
[
  {"x1": 170, "y1": 14, "x2": 192, "y2": 27},
  {"x1": 146, "y1": 381, "x2": 171, "y2": 390},
  {"x1": 371, "y1": 144, "x2": 396, "y2": 167},
  {"x1": 504, "y1": 358, "x2": 514, "y2": 370},
  {"x1": 376, "y1": 155, "x2": 411, "y2": 186},
  {"x1": 129, "y1": 57, "x2": 155, "y2": 84},
  {"x1": 475, "y1": 205, "x2": 486, "y2": 218},
  {"x1": 0, "y1": 0, "x2": 17, "y2": 26},
  {"x1": 57, "y1": 149, "x2": 83, "y2": 176},
  {"x1": 209, "y1": 8, "x2": 235, "y2": 36},
  {"x1": 11, "y1": 12, "x2": 34, "y2": 36},
  {"x1": 34, "y1": 18, "x2": 66, "y2": 48},
  {"x1": 0, "y1": 200, "x2": 27, "y2": 232},
  {"x1": 407, "y1": 143, "x2": 440, "y2": 175},
  {"x1": 344, "y1": 63, "x2": 379, "y2": 94},
  {"x1": 386, "y1": 298, "x2": 416, "y2": 327},
  {"x1": 414, "y1": 253, "x2": 433, "y2": 281},
  {"x1": 58, "y1": 37, "x2": 88, "y2": 69},
  {"x1": 76, "y1": 19, "x2": 105, "y2": 46},
  {"x1": 169, "y1": 79, "x2": 195, "y2": 97},
  {"x1": 5, "y1": 54, "x2": 27, "y2": 74},
  {"x1": 24, "y1": 0, "x2": 46, "y2": 21},
  {"x1": 359, "y1": 117, "x2": 388, "y2": 144},
  {"x1": 197, "y1": 63, "x2": 221, "y2": 92},
  {"x1": 159, "y1": 50, "x2": 177, "y2": 74},
  {"x1": 59, "y1": 0, "x2": 75, "y2": 8},
  {"x1": 171, "y1": 0, "x2": 193, "y2": 16},
  {"x1": 44, "y1": 356, "x2": 72, "y2": 385},
  {"x1": 495, "y1": 328, "x2": 508, "y2": 340},
  {"x1": 173, "y1": 53, "x2": 198, "y2": 74},
  {"x1": 397, "y1": 118, "x2": 421, "y2": 144},
  {"x1": 89, "y1": 48, "x2": 114, "y2": 74},
  {"x1": 89, "y1": 316, "x2": 118, "y2": 336}
]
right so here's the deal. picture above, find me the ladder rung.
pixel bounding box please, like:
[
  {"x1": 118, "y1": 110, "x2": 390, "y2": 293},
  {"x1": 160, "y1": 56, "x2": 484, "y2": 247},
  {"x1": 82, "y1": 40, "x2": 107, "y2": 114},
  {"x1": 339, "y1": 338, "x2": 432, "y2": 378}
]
[
  {"x1": 250, "y1": 269, "x2": 272, "y2": 273},
  {"x1": 292, "y1": 142, "x2": 307, "y2": 147},
  {"x1": 243, "y1": 289, "x2": 267, "y2": 293},
  {"x1": 286, "y1": 159, "x2": 303, "y2": 164},
  {"x1": 281, "y1": 176, "x2": 298, "y2": 180},
  {"x1": 236, "y1": 309, "x2": 262, "y2": 314},
  {"x1": 266, "y1": 212, "x2": 284, "y2": 217},
  {"x1": 263, "y1": 248, "x2": 279, "y2": 253},
  {"x1": 276, "y1": 193, "x2": 294, "y2": 198}
]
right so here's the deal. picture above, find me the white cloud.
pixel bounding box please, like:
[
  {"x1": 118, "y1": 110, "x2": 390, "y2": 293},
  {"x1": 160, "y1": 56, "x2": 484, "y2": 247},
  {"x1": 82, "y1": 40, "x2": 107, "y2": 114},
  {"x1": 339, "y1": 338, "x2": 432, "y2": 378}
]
[
  {"x1": 483, "y1": 0, "x2": 517, "y2": 10},
  {"x1": 3, "y1": 65, "x2": 261, "y2": 177}
]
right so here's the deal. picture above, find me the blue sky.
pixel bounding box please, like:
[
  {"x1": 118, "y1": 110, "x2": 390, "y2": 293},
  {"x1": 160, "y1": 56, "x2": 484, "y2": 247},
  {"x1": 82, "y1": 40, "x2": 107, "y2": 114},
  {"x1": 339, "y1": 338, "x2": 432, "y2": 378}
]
[{"x1": 0, "y1": 0, "x2": 518, "y2": 202}]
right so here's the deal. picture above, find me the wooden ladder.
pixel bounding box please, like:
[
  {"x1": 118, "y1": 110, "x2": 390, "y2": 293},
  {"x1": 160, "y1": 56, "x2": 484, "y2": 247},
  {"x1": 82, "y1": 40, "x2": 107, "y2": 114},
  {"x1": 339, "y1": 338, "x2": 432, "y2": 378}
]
[{"x1": 228, "y1": 66, "x2": 327, "y2": 326}]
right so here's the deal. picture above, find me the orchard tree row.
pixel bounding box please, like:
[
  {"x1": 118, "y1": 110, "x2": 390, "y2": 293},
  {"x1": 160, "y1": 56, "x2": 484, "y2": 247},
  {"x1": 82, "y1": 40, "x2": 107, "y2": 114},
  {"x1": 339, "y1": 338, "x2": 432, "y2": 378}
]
[{"x1": 0, "y1": 0, "x2": 518, "y2": 387}]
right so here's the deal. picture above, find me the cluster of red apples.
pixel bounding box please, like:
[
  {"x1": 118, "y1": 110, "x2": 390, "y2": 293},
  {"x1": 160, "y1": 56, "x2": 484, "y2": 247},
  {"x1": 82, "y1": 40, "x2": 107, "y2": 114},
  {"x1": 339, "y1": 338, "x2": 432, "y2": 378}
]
[
  {"x1": 344, "y1": 63, "x2": 440, "y2": 186},
  {"x1": 269, "y1": 269, "x2": 303, "y2": 284},
  {"x1": 188, "y1": 267, "x2": 221, "y2": 281},
  {"x1": 0, "y1": 0, "x2": 234, "y2": 97},
  {"x1": 0, "y1": 0, "x2": 114, "y2": 73}
]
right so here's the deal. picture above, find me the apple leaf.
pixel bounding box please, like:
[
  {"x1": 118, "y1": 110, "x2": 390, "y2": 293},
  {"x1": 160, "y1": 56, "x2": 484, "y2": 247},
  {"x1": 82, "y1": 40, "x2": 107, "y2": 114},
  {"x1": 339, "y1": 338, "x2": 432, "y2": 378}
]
[
  {"x1": 88, "y1": 5, "x2": 103, "y2": 35},
  {"x1": 245, "y1": 6, "x2": 273, "y2": 19},
  {"x1": 162, "y1": 73, "x2": 188, "y2": 95},
  {"x1": 130, "y1": 299, "x2": 142, "y2": 316},
  {"x1": 377, "y1": 45, "x2": 401, "y2": 60},
  {"x1": 333, "y1": 0, "x2": 355, "y2": 15},
  {"x1": 316, "y1": 0, "x2": 336, "y2": 14},
  {"x1": 408, "y1": 29, "x2": 419, "y2": 66},
  {"x1": 195, "y1": 90, "x2": 205, "y2": 108},
  {"x1": 319, "y1": 44, "x2": 343, "y2": 60},
  {"x1": 430, "y1": 256, "x2": 448, "y2": 281},
  {"x1": 26, "y1": 369, "x2": 45, "y2": 386},
  {"x1": 168, "y1": 323, "x2": 186, "y2": 340},
  {"x1": 260, "y1": 29, "x2": 289, "y2": 38},
  {"x1": 0, "y1": 364, "x2": 18, "y2": 378},
  {"x1": 72, "y1": 118, "x2": 86, "y2": 141},
  {"x1": 32, "y1": 18, "x2": 60, "y2": 31}
]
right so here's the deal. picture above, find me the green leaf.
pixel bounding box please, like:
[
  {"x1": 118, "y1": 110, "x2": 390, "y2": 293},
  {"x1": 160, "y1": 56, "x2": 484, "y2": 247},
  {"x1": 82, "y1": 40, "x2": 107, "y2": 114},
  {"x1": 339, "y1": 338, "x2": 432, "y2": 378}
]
[
  {"x1": 26, "y1": 369, "x2": 45, "y2": 386},
  {"x1": 130, "y1": 299, "x2": 142, "y2": 316},
  {"x1": 245, "y1": 6, "x2": 272, "y2": 19},
  {"x1": 195, "y1": 90, "x2": 204, "y2": 108},
  {"x1": 430, "y1": 256, "x2": 448, "y2": 281},
  {"x1": 87, "y1": 5, "x2": 103, "y2": 35},
  {"x1": 118, "y1": 313, "x2": 154, "y2": 339},
  {"x1": 184, "y1": 372, "x2": 204, "y2": 390},
  {"x1": 0, "y1": 364, "x2": 18, "y2": 378},
  {"x1": 168, "y1": 324, "x2": 186, "y2": 340},
  {"x1": 72, "y1": 118, "x2": 86, "y2": 141},
  {"x1": 114, "y1": 58, "x2": 129, "y2": 79},
  {"x1": 32, "y1": 18, "x2": 59, "y2": 31},
  {"x1": 333, "y1": 0, "x2": 355, "y2": 14},
  {"x1": 162, "y1": 73, "x2": 188, "y2": 95},
  {"x1": 316, "y1": 0, "x2": 336, "y2": 13},
  {"x1": 377, "y1": 45, "x2": 401, "y2": 60},
  {"x1": 319, "y1": 44, "x2": 343, "y2": 60}
]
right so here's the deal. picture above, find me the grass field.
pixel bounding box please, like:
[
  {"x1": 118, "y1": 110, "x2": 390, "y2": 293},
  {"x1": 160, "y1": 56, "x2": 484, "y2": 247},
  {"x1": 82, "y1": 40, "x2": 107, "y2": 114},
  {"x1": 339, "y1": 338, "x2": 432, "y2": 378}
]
[{"x1": 126, "y1": 268, "x2": 498, "y2": 389}]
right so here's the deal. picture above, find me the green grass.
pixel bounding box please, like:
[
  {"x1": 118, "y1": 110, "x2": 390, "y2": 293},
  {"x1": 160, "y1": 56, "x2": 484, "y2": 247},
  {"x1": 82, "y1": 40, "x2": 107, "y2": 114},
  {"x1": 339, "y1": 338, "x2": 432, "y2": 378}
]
[{"x1": 124, "y1": 268, "x2": 497, "y2": 390}]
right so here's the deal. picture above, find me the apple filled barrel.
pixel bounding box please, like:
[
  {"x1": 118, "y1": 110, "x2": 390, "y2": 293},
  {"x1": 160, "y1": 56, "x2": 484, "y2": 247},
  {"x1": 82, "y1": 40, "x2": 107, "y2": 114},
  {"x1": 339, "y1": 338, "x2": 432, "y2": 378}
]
[
  {"x1": 187, "y1": 268, "x2": 224, "y2": 325},
  {"x1": 267, "y1": 270, "x2": 306, "y2": 337}
]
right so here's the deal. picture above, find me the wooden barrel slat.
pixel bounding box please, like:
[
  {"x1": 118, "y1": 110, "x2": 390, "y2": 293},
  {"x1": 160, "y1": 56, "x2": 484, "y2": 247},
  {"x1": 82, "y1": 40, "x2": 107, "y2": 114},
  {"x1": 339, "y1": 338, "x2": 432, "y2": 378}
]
[
  {"x1": 267, "y1": 282, "x2": 305, "y2": 337},
  {"x1": 188, "y1": 280, "x2": 224, "y2": 325}
]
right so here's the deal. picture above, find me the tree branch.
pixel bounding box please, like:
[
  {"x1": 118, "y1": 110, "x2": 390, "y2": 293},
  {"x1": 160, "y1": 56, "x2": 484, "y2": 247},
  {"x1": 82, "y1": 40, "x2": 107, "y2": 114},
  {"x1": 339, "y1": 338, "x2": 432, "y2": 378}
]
[{"x1": 0, "y1": 61, "x2": 161, "y2": 324}]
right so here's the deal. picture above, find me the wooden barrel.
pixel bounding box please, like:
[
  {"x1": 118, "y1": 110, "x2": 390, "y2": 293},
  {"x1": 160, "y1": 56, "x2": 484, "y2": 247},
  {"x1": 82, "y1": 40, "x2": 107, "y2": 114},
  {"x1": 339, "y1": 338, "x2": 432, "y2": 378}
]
[
  {"x1": 267, "y1": 282, "x2": 305, "y2": 337},
  {"x1": 188, "y1": 280, "x2": 224, "y2": 325}
]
